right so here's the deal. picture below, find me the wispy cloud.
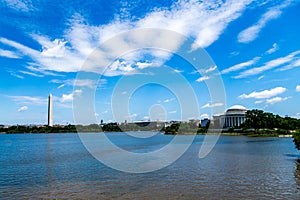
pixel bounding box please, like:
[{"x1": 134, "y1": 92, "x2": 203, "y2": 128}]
[
  {"x1": 196, "y1": 76, "x2": 209, "y2": 82},
  {"x1": 201, "y1": 102, "x2": 224, "y2": 109},
  {"x1": 266, "y1": 43, "x2": 279, "y2": 54},
  {"x1": 200, "y1": 113, "x2": 209, "y2": 119},
  {"x1": 0, "y1": 49, "x2": 20, "y2": 58},
  {"x1": 101, "y1": 110, "x2": 109, "y2": 114},
  {"x1": 0, "y1": 0, "x2": 253, "y2": 76},
  {"x1": 50, "y1": 78, "x2": 105, "y2": 89},
  {"x1": 2, "y1": 0, "x2": 34, "y2": 12},
  {"x1": 257, "y1": 75, "x2": 264, "y2": 80},
  {"x1": 204, "y1": 65, "x2": 217, "y2": 73},
  {"x1": 19, "y1": 70, "x2": 44, "y2": 77},
  {"x1": 238, "y1": 0, "x2": 293, "y2": 43},
  {"x1": 255, "y1": 100, "x2": 264, "y2": 104},
  {"x1": 9, "y1": 71, "x2": 24, "y2": 79},
  {"x1": 239, "y1": 86, "x2": 286, "y2": 99},
  {"x1": 221, "y1": 57, "x2": 260, "y2": 74},
  {"x1": 296, "y1": 85, "x2": 300, "y2": 92},
  {"x1": 278, "y1": 58, "x2": 300, "y2": 71},
  {"x1": 174, "y1": 69, "x2": 184, "y2": 73},
  {"x1": 7, "y1": 95, "x2": 47, "y2": 105},
  {"x1": 168, "y1": 110, "x2": 177, "y2": 114},
  {"x1": 265, "y1": 96, "x2": 290, "y2": 105},
  {"x1": 18, "y1": 105, "x2": 28, "y2": 112},
  {"x1": 163, "y1": 98, "x2": 175, "y2": 103},
  {"x1": 235, "y1": 50, "x2": 300, "y2": 78}
]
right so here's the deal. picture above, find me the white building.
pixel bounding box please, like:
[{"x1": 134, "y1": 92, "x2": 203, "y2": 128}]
[
  {"x1": 48, "y1": 94, "x2": 53, "y2": 127},
  {"x1": 213, "y1": 105, "x2": 247, "y2": 128}
]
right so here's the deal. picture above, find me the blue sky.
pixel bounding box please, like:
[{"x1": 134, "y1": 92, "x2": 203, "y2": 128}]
[{"x1": 0, "y1": 0, "x2": 300, "y2": 125}]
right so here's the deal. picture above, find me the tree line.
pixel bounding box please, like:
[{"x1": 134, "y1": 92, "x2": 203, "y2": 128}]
[
  {"x1": 164, "y1": 109, "x2": 300, "y2": 150},
  {"x1": 1, "y1": 109, "x2": 300, "y2": 150}
]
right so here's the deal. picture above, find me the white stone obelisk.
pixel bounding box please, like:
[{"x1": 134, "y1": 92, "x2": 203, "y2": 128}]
[{"x1": 48, "y1": 94, "x2": 53, "y2": 126}]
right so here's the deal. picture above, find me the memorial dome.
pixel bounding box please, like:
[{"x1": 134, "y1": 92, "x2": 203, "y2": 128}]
[{"x1": 226, "y1": 105, "x2": 247, "y2": 115}]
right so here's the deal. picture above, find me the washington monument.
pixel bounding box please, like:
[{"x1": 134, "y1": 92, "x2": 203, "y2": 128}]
[{"x1": 48, "y1": 94, "x2": 53, "y2": 126}]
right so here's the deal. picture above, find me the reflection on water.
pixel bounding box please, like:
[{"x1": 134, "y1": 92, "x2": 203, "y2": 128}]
[
  {"x1": 0, "y1": 133, "x2": 300, "y2": 199},
  {"x1": 295, "y1": 159, "x2": 300, "y2": 189}
]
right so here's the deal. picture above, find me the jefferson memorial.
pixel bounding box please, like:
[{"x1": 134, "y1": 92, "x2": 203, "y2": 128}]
[{"x1": 213, "y1": 105, "x2": 247, "y2": 128}]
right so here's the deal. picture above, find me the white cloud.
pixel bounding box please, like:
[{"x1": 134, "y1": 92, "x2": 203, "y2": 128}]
[
  {"x1": 9, "y1": 71, "x2": 24, "y2": 79},
  {"x1": 230, "y1": 51, "x2": 240, "y2": 56},
  {"x1": 61, "y1": 93, "x2": 74, "y2": 103},
  {"x1": 200, "y1": 113, "x2": 209, "y2": 119},
  {"x1": 168, "y1": 110, "x2": 177, "y2": 114},
  {"x1": 266, "y1": 43, "x2": 279, "y2": 54},
  {"x1": 205, "y1": 65, "x2": 217, "y2": 73},
  {"x1": 136, "y1": 62, "x2": 153, "y2": 69},
  {"x1": 57, "y1": 84, "x2": 65, "y2": 89},
  {"x1": 296, "y1": 85, "x2": 300, "y2": 92},
  {"x1": 18, "y1": 106, "x2": 28, "y2": 112},
  {"x1": 50, "y1": 78, "x2": 103, "y2": 89},
  {"x1": 255, "y1": 100, "x2": 264, "y2": 104},
  {"x1": 221, "y1": 57, "x2": 260, "y2": 74},
  {"x1": 60, "y1": 89, "x2": 82, "y2": 102},
  {"x1": 257, "y1": 75, "x2": 264, "y2": 80},
  {"x1": 279, "y1": 58, "x2": 300, "y2": 71},
  {"x1": 201, "y1": 102, "x2": 224, "y2": 109},
  {"x1": 2, "y1": 0, "x2": 33, "y2": 12},
  {"x1": 163, "y1": 98, "x2": 175, "y2": 103},
  {"x1": 104, "y1": 59, "x2": 137, "y2": 76},
  {"x1": 40, "y1": 38, "x2": 68, "y2": 58},
  {"x1": 235, "y1": 50, "x2": 300, "y2": 78},
  {"x1": 239, "y1": 86, "x2": 286, "y2": 99},
  {"x1": 0, "y1": 49, "x2": 20, "y2": 58},
  {"x1": 174, "y1": 69, "x2": 184, "y2": 73},
  {"x1": 196, "y1": 76, "x2": 209, "y2": 82},
  {"x1": 8, "y1": 95, "x2": 47, "y2": 105},
  {"x1": 19, "y1": 70, "x2": 44, "y2": 77},
  {"x1": 238, "y1": 1, "x2": 293, "y2": 43},
  {"x1": 128, "y1": 113, "x2": 138, "y2": 120},
  {"x1": 266, "y1": 96, "x2": 290, "y2": 105},
  {"x1": 143, "y1": 116, "x2": 150, "y2": 120},
  {"x1": 0, "y1": 1, "x2": 254, "y2": 76}
]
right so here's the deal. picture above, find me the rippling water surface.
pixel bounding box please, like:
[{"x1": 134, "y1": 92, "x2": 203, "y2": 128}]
[{"x1": 1, "y1": 133, "x2": 300, "y2": 199}]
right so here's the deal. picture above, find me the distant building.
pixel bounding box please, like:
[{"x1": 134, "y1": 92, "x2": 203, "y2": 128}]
[{"x1": 213, "y1": 105, "x2": 247, "y2": 128}]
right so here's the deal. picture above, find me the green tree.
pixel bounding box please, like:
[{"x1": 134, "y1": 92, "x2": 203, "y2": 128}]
[
  {"x1": 244, "y1": 109, "x2": 266, "y2": 132},
  {"x1": 164, "y1": 123, "x2": 180, "y2": 135},
  {"x1": 293, "y1": 132, "x2": 300, "y2": 150}
]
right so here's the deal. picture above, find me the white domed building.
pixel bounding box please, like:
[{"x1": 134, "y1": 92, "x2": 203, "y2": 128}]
[{"x1": 213, "y1": 105, "x2": 247, "y2": 128}]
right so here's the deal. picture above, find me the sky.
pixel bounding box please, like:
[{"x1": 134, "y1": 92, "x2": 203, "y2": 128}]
[{"x1": 0, "y1": 0, "x2": 300, "y2": 125}]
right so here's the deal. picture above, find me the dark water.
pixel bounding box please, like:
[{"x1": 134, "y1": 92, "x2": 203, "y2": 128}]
[{"x1": 1, "y1": 133, "x2": 300, "y2": 199}]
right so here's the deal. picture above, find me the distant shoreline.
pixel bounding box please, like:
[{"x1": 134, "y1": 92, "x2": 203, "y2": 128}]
[{"x1": 0, "y1": 131, "x2": 294, "y2": 138}]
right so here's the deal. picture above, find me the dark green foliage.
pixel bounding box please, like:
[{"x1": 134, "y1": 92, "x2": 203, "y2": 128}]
[
  {"x1": 165, "y1": 122, "x2": 199, "y2": 135},
  {"x1": 102, "y1": 123, "x2": 122, "y2": 132},
  {"x1": 293, "y1": 131, "x2": 300, "y2": 150},
  {"x1": 243, "y1": 109, "x2": 300, "y2": 150},
  {"x1": 164, "y1": 123, "x2": 180, "y2": 135},
  {"x1": 243, "y1": 109, "x2": 300, "y2": 131},
  {"x1": 3, "y1": 124, "x2": 77, "y2": 133}
]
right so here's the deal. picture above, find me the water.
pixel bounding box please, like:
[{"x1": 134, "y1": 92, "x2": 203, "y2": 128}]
[{"x1": 1, "y1": 133, "x2": 300, "y2": 199}]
